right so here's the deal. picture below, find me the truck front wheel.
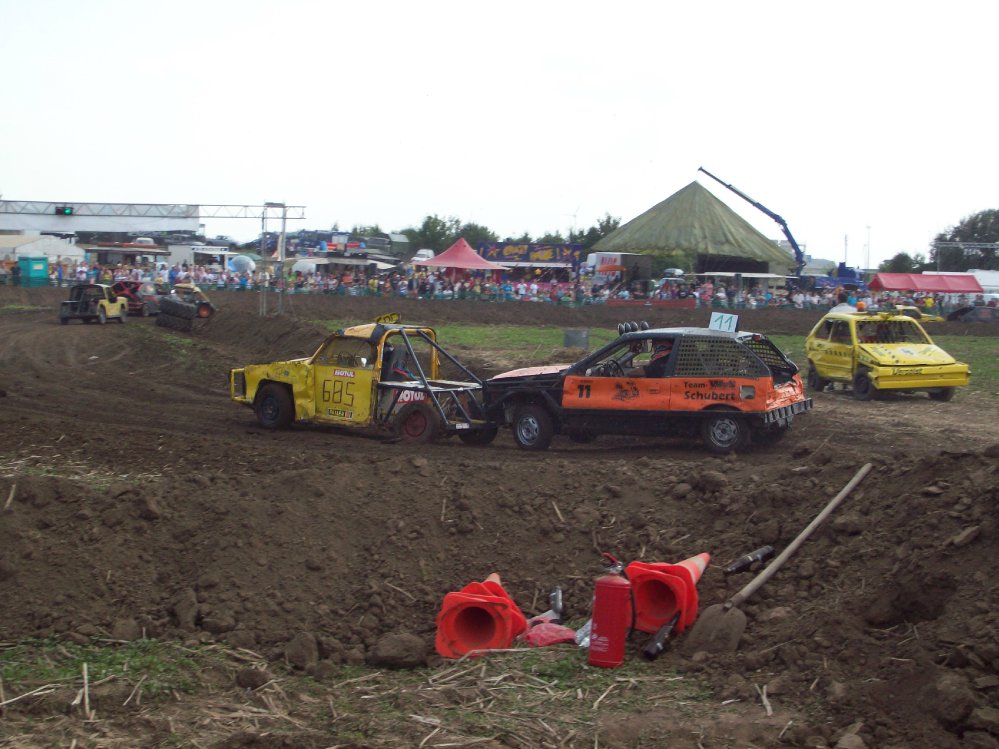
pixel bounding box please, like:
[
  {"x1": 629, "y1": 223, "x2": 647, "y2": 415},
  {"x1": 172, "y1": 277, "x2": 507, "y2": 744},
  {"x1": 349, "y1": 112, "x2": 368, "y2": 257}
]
[
  {"x1": 512, "y1": 404, "x2": 554, "y2": 451},
  {"x1": 255, "y1": 384, "x2": 294, "y2": 429}
]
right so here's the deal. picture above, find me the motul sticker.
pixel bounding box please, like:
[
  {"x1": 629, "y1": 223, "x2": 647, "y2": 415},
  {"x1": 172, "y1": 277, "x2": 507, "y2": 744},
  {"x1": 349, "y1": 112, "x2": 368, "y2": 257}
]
[
  {"x1": 397, "y1": 390, "x2": 427, "y2": 403},
  {"x1": 327, "y1": 408, "x2": 353, "y2": 418},
  {"x1": 333, "y1": 369, "x2": 355, "y2": 378}
]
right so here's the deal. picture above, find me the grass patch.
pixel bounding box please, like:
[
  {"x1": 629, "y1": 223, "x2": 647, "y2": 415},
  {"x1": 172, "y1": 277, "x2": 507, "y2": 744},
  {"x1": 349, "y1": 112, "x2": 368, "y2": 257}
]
[
  {"x1": 0, "y1": 304, "x2": 45, "y2": 313},
  {"x1": 0, "y1": 639, "x2": 204, "y2": 696},
  {"x1": 932, "y1": 336, "x2": 999, "y2": 397}
]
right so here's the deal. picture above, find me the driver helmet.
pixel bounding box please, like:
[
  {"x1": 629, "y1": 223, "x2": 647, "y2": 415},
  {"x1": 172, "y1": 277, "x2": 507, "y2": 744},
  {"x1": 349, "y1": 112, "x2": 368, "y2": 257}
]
[{"x1": 651, "y1": 341, "x2": 673, "y2": 361}]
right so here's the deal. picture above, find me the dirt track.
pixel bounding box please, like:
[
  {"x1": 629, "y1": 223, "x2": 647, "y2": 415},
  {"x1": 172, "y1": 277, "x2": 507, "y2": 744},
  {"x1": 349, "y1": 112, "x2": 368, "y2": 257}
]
[{"x1": 1, "y1": 286, "x2": 998, "y2": 749}]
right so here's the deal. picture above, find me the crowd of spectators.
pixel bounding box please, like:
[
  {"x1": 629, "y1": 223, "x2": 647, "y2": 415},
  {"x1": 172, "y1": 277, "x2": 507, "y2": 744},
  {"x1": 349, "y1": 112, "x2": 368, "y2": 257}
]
[{"x1": 1, "y1": 258, "x2": 994, "y2": 314}]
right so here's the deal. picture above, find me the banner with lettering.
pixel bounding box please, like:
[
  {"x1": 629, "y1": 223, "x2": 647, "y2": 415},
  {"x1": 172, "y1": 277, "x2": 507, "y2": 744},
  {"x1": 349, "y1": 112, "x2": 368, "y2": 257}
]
[{"x1": 477, "y1": 242, "x2": 583, "y2": 270}]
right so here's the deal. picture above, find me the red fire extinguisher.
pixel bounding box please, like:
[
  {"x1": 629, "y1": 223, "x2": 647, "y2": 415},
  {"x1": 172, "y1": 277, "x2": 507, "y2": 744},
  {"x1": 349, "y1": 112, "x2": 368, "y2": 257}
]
[{"x1": 588, "y1": 552, "x2": 633, "y2": 669}]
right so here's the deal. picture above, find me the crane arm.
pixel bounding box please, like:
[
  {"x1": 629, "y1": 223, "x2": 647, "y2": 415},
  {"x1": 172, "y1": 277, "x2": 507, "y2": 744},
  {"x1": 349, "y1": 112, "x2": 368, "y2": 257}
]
[{"x1": 697, "y1": 166, "x2": 805, "y2": 276}]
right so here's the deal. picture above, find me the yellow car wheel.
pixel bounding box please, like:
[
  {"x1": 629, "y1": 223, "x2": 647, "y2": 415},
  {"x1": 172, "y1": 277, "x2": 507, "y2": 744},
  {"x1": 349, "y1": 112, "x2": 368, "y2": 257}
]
[{"x1": 852, "y1": 371, "x2": 878, "y2": 401}]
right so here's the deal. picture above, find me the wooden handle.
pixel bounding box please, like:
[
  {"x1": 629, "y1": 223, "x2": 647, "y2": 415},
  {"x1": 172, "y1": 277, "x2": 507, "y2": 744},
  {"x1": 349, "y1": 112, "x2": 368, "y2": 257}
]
[{"x1": 727, "y1": 462, "x2": 873, "y2": 610}]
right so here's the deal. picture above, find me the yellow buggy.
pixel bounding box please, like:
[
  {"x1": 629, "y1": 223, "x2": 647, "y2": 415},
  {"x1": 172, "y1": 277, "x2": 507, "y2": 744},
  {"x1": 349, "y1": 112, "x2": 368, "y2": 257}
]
[{"x1": 230, "y1": 319, "x2": 496, "y2": 444}]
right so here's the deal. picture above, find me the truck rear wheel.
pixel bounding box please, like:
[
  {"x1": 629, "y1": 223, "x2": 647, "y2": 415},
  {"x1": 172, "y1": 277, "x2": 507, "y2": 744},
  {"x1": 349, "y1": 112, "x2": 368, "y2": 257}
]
[
  {"x1": 512, "y1": 404, "x2": 554, "y2": 451},
  {"x1": 255, "y1": 384, "x2": 294, "y2": 429},
  {"x1": 458, "y1": 425, "x2": 499, "y2": 446},
  {"x1": 97, "y1": 309, "x2": 107, "y2": 325},
  {"x1": 394, "y1": 403, "x2": 440, "y2": 443}
]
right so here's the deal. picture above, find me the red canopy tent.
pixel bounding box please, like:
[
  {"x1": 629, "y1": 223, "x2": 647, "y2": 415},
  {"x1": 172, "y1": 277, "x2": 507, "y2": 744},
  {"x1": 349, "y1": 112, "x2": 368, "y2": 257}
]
[
  {"x1": 412, "y1": 238, "x2": 509, "y2": 276},
  {"x1": 868, "y1": 273, "x2": 983, "y2": 293}
]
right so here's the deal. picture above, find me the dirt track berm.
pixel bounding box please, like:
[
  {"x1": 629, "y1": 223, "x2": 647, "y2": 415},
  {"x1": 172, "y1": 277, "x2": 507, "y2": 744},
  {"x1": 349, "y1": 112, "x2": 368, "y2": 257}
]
[{"x1": 683, "y1": 462, "x2": 874, "y2": 654}]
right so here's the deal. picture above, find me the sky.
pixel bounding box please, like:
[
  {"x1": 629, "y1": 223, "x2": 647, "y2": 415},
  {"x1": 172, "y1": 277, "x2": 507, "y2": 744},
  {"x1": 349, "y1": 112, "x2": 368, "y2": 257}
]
[{"x1": 2, "y1": 1, "x2": 996, "y2": 269}]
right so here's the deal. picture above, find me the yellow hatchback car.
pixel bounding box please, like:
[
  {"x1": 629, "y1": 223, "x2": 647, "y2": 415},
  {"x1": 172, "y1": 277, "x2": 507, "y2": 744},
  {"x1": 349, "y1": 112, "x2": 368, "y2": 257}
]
[{"x1": 804, "y1": 310, "x2": 970, "y2": 401}]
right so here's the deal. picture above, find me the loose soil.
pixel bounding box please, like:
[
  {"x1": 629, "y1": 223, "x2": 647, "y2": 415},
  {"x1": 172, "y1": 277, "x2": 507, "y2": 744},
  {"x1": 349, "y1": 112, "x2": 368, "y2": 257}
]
[{"x1": 1, "y1": 287, "x2": 998, "y2": 749}]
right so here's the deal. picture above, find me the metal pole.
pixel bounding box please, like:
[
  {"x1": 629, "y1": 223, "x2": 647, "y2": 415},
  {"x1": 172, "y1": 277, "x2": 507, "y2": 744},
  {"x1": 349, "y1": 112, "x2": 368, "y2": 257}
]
[
  {"x1": 260, "y1": 207, "x2": 268, "y2": 316},
  {"x1": 865, "y1": 225, "x2": 871, "y2": 272},
  {"x1": 279, "y1": 204, "x2": 287, "y2": 314}
]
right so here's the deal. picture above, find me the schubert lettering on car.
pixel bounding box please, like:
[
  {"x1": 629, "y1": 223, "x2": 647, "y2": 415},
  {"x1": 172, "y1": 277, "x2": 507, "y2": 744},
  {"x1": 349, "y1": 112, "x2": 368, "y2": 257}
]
[{"x1": 683, "y1": 390, "x2": 738, "y2": 401}]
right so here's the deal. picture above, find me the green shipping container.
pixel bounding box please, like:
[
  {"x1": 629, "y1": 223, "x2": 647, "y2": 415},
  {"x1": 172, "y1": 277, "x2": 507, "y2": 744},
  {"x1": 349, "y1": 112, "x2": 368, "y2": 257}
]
[{"x1": 17, "y1": 256, "x2": 50, "y2": 288}]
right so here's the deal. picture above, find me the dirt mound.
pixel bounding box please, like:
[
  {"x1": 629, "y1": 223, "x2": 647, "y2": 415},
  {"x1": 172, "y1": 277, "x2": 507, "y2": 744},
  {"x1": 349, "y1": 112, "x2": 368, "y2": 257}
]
[{"x1": 2, "y1": 285, "x2": 999, "y2": 748}]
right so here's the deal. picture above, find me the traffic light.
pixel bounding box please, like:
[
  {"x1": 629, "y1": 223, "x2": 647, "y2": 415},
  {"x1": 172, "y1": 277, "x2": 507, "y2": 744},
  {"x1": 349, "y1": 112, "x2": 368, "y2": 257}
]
[{"x1": 54, "y1": 205, "x2": 73, "y2": 215}]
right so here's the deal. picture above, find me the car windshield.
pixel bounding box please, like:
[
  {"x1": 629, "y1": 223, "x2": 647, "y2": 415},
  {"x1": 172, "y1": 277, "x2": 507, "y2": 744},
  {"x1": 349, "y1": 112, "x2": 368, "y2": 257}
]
[
  {"x1": 582, "y1": 341, "x2": 646, "y2": 376},
  {"x1": 856, "y1": 319, "x2": 930, "y2": 345}
]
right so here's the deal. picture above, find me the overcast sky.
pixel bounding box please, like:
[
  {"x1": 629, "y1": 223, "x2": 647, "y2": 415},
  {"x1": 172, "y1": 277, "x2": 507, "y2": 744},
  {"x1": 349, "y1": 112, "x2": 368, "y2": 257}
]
[{"x1": 2, "y1": 1, "x2": 995, "y2": 268}]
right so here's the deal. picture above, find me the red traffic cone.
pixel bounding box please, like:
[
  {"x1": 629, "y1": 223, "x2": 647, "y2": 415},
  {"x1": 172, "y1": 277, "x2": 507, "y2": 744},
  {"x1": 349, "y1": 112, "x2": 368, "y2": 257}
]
[
  {"x1": 435, "y1": 573, "x2": 527, "y2": 659},
  {"x1": 626, "y1": 553, "x2": 710, "y2": 634}
]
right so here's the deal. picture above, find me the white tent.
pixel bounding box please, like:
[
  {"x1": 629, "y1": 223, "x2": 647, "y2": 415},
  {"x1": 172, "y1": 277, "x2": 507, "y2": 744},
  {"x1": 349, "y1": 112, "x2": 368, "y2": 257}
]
[{"x1": 0, "y1": 235, "x2": 85, "y2": 263}]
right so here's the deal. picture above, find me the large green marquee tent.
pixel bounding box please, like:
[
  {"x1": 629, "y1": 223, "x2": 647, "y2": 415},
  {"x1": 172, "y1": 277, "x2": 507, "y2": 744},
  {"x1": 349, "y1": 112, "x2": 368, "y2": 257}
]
[{"x1": 593, "y1": 181, "x2": 795, "y2": 274}]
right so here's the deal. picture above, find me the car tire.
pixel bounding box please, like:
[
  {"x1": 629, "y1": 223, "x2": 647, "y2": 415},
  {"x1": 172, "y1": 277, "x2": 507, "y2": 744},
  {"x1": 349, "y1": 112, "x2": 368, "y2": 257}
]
[
  {"x1": 512, "y1": 404, "x2": 554, "y2": 451},
  {"x1": 929, "y1": 387, "x2": 956, "y2": 402},
  {"x1": 140, "y1": 303, "x2": 150, "y2": 317},
  {"x1": 393, "y1": 403, "x2": 440, "y2": 443},
  {"x1": 701, "y1": 409, "x2": 749, "y2": 454},
  {"x1": 159, "y1": 296, "x2": 198, "y2": 320},
  {"x1": 458, "y1": 425, "x2": 499, "y2": 446},
  {"x1": 97, "y1": 309, "x2": 107, "y2": 325},
  {"x1": 255, "y1": 384, "x2": 294, "y2": 429},
  {"x1": 806, "y1": 363, "x2": 828, "y2": 392},
  {"x1": 853, "y1": 370, "x2": 877, "y2": 401},
  {"x1": 60, "y1": 317, "x2": 69, "y2": 325},
  {"x1": 196, "y1": 302, "x2": 214, "y2": 319},
  {"x1": 118, "y1": 308, "x2": 126, "y2": 324}
]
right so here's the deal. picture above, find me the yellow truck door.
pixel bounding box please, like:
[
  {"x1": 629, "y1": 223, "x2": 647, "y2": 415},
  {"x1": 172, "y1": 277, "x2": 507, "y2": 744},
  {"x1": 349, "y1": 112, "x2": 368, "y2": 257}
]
[{"x1": 312, "y1": 338, "x2": 376, "y2": 425}]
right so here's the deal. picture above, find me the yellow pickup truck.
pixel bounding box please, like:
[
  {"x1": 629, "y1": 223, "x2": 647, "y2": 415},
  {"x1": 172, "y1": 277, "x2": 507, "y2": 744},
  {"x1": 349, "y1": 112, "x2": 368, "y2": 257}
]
[
  {"x1": 229, "y1": 318, "x2": 497, "y2": 443},
  {"x1": 804, "y1": 310, "x2": 969, "y2": 401}
]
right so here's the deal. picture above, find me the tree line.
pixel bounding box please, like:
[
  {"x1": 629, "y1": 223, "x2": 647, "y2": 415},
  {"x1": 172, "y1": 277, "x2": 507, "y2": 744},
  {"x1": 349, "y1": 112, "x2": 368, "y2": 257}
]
[
  {"x1": 880, "y1": 209, "x2": 999, "y2": 273},
  {"x1": 348, "y1": 214, "x2": 622, "y2": 255}
]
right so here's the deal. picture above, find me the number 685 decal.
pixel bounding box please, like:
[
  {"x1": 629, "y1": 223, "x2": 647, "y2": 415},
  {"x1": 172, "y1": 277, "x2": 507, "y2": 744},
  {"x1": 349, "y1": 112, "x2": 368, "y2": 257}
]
[{"x1": 323, "y1": 379, "x2": 355, "y2": 405}]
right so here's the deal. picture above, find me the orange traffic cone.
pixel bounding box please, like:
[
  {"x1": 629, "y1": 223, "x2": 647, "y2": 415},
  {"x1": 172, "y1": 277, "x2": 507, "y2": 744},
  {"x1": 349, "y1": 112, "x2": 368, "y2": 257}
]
[
  {"x1": 435, "y1": 573, "x2": 528, "y2": 659},
  {"x1": 626, "y1": 553, "x2": 710, "y2": 634}
]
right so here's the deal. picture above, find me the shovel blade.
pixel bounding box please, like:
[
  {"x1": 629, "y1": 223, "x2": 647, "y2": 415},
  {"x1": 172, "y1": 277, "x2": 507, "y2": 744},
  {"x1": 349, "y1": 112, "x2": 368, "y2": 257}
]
[{"x1": 681, "y1": 604, "x2": 747, "y2": 654}]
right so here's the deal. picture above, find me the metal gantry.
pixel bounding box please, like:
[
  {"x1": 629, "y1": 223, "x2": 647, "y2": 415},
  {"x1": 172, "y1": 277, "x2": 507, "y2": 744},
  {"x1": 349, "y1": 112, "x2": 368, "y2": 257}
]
[{"x1": 0, "y1": 201, "x2": 306, "y2": 220}]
